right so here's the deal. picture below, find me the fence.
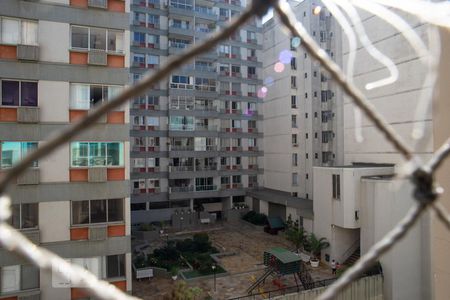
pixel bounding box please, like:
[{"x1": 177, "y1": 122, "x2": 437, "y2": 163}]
[{"x1": 0, "y1": 0, "x2": 449, "y2": 300}]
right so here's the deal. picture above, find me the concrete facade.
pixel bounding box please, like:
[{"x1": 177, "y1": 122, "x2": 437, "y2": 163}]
[
  {"x1": 256, "y1": 0, "x2": 343, "y2": 226},
  {"x1": 312, "y1": 5, "x2": 447, "y2": 300},
  {"x1": 130, "y1": 0, "x2": 264, "y2": 223},
  {"x1": 0, "y1": 1, "x2": 132, "y2": 299}
]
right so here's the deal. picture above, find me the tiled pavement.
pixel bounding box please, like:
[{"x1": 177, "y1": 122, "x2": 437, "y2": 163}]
[{"x1": 132, "y1": 221, "x2": 335, "y2": 300}]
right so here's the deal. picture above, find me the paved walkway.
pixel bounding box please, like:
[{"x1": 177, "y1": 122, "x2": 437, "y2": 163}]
[{"x1": 132, "y1": 221, "x2": 335, "y2": 300}]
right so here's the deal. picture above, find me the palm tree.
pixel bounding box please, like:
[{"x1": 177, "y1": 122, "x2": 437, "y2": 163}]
[
  {"x1": 285, "y1": 226, "x2": 307, "y2": 253},
  {"x1": 308, "y1": 233, "x2": 330, "y2": 260}
]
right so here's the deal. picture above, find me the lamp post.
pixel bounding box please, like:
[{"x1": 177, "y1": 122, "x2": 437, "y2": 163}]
[{"x1": 212, "y1": 264, "x2": 217, "y2": 291}]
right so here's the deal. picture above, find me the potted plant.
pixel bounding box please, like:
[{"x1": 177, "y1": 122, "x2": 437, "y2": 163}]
[
  {"x1": 170, "y1": 266, "x2": 179, "y2": 280},
  {"x1": 308, "y1": 233, "x2": 330, "y2": 268}
]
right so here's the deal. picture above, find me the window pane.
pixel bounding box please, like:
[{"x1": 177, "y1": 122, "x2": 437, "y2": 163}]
[
  {"x1": 20, "y1": 82, "x2": 38, "y2": 107},
  {"x1": 71, "y1": 26, "x2": 89, "y2": 49},
  {"x1": 21, "y1": 203, "x2": 38, "y2": 229},
  {"x1": 71, "y1": 142, "x2": 89, "y2": 167},
  {"x1": 108, "y1": 199, "x2": 124, "y2": 222},
  {"x1": 21, "y1": 142, "x2": 38, "y2": 168},
  {"x1": 91, "y1": 199, "x2": 107, "y2": 223},
  {"x1": 1, "y1": 265, "x2": 20, "y2": 293},
  {"x1": 106, "y1": 254, "x2": 125, "y2": 278},
  {"x1": 10, "y1": 204, "x2": 20, "y2": 229},
  {"x1": 2, "y1": 19, "x2": 20, "y2": 44},
  {"x1": 107, "y1": 30, "x2": 124, "y2": 53},
  {"x1": 1, "y1": 142, "x2": 21, "y2": 168},
  {"x1": 70, "y1": 84, "x2": 90, "y2": 109},
  {"x1": 107, "y1": 143, "x2": 124, "y2": 166},
  {"x1": 72, "y1": 201, "x2": 89, "y2": 225},
  {"x1": 106, "y1": 86, "x2": 122, "y2": 101},
  {"x1": 21, "y1": 21, "x2": 38, "y2": 45},
  {"x1": 2, "y1": 80, "x2": 20, "y2": 106},
  {"x1": 89, "y1": 142, "x2": 106, "y2": 166},
  {"x1": 90, "y1": 85, "x2": 104, "y2": 107},
  {"x1": 90, "y1": 28, "x2": 106, "y2": 50}
]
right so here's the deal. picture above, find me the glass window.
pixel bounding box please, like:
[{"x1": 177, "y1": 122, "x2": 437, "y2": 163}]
[
  {"x1": 71, "y1": 142, "x2": 89, "y2": 167},
  {"x1": 1, "y1": 142, "x2": 38, "y2": 168},
  {"x1": 91, "y1": 199, "x2": 107, "y2": 223},
  {"x1": 107, "y1": 142, "x2": 124, "y2": 166},
  {"x1": 1, "y1": 80, "x2": 19, "y2": 106},
  {"x1": 90, "y1": 27, "x2": 106, "y2": 50},
  {"x1": 147, "y1": 117, "x2": 159, "y2": 126},
  {"x1": 20, "y1": 82, "x2": 38, "y2": 106},
  {"x1": 107, "y1": 30, "x2": 124, "y2": 53},
  {"x1": 9, "y1": 203, "x2": 38, "y2": 229},
  {"x1": 70, "y1": 84, "x2": 90, "y2": 110},
  {"x1": 21, "y1": 21, "x2": 38, "y2": 45},
  {"x1": 71, "y1": 26, "x2": 89, "y2": 49},
  {"x1": 72, "y1": 200, "x2": 89, "y2": 225},
  {"x1": 89, "y1": 142, "x2": 106, "y2": 166},
  {"x1": 1, "y1": 19, "x2": 20, "y2": 44},
  {"x1": 106, "y1": 254, "x2": 125, "y2": 278},
  {"x1": 0, "y1": 265, "x2": 20, "y2": 293},
  {"x1": 90, "y1": 85, "x2": 104, "y2": 107}
]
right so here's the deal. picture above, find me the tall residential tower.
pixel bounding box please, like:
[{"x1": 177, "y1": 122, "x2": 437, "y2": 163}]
[
  {"x1": 130, "y1": 0, "x2": 264, "y2": 224},
  {"x1": 0, "y1": 0, "x2": 132, "y2": 298}
]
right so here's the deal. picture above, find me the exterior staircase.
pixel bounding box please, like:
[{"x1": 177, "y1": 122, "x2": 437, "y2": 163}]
[{"x1": 344, "y1": 247, "x2": 360, "y2": 266}]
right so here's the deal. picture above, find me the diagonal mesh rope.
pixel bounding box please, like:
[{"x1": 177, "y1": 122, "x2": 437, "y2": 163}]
[{"x1": 0, "y1": 0, "x2": 449, "y2": 299}]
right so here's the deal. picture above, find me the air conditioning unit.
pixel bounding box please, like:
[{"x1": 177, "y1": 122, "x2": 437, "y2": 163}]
[
  {"x1": 17, "y1": 107, "x2": 40, "y2": 123},
  {"x1": 88, "y1": 50, "x2": 107, "y2": 66},
  {"x1": 17, "y1": 45, "x2": 39, "y2": 61},
  {"x1": 89, "y1": 225, "x2": 108, "y2": 241}
]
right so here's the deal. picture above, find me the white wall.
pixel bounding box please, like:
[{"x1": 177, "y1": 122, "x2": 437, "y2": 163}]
[
  {"x1": 39, "y1": 201, "x2": 70, "y2": 243},
  {"x1": 39, "y1": 21, "x2": 70, "y2": 63},
  {"x1": 361, "y1": 178, "x2": 429, "y2": 300}
]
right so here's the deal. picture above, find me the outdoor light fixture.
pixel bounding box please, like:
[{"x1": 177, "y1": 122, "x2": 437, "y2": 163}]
[{"x1": 313, "y1": 5, "x2": 321, "y2": 15}]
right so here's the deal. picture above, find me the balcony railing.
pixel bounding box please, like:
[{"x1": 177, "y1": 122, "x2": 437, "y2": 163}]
[
  {"x1": 196, "y1": 124, "x2": 218, "y2": 131},
  {"x1": 170, "y1": 145, "x2": 195, "y2": 151},
  {"x1": 169, "y1": 124, "x2": 195, "y2": 131},
  {"x1": 196, "y1": 164, "x2": 218, "y2": 171},
  {"x1": 170, "y1": 165, "x2": 194, "y2": 172},
  {"x1": 170, "y1": 186, "x2": 195, "y2": 193},
  {"x1": 195, "y1": 185, "x2": 217, "y2": 191},
  {"x1": 170, "y1": 83, "x2": 194, "y2": 90},
  {"x1": 195, "y1": 6, "x2": 216, "y2": 17}
]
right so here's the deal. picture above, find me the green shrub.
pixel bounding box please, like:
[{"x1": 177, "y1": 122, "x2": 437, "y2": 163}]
[{"x1": 242, "y1": 210, "x2": 268, "y2": 225}]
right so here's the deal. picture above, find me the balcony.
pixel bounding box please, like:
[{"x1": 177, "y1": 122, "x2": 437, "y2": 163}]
[
  {"x1": 248, "y1": 146, "x2": 259, "y2": 152},
  {"x1": 247, "y1": 56, "x2": 258, "y2": 62},
  {"x1": 169, "y1": 25, "x2": 194, "y2": 36},
  {"x1": 247, "y1": 73, "x2": 258, "y2": 80},
  {"x1": 223, "y1": 127, "x2": 243, "y2": 133},
  {"x1": 170, "y1": 165, "x2": 195, "y2": 172},
  {"x1": 132, "y1": 145, "x2": 147, "y2": 152},
  {"x1": 195, "y1": 185, "x2": 217, "y2": 192},
  {"x1": 221, "y1": 165, "x2": 242, "y2": 170},
  {"x1": 195, "y1": 7, "x2": 218, "y2": 21},
  {"x1": 247, "y1": 38, "x2": 257, "y2": 44},
  {"x1": 168, "y1": 3, "x2": 194, "y2": 16},
  {"x1": 170, "y1": 83, "x2": 194, "y2": 90},
  {"x1": 132, "y1": 167, "x2": 160, "y2": 173},
  {"x1": 221, "y1": 146, "x2": 243, "y2": 151},
  {"x1": 247, "y1": 128, "x2": 258, "y2": 133},
  {"x1": 170, "y1": 145, "x2": 195, "y2": 151},
  {"x1": 170, "y1": 186, "x2": 195, "y2": 193},
  {"x1": 169, "y1": 124, "x2": 195, "y2": 131},
  {"x1": 196, "y1": 164, "x2": 218, "y2": 171},
  {"x1": 132, "y1": 187, "x2": 161, "y2": 195},
  {"x1": 196, "y1": 124, "x2": 218, "y2": 131}
]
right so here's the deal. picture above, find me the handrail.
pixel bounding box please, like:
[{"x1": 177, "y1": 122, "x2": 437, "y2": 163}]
[{"x1": 340, "y1": 238, "x2": 360, "y2": 263}]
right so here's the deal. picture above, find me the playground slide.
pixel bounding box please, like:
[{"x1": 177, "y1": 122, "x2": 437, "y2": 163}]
[{"x1": 247, "y1": 268, "x2": 274, "y2": 294}]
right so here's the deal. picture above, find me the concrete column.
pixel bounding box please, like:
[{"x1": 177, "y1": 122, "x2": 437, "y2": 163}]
[{"x1": 190, "y1": 198, "x2": 194, "y2": 211}]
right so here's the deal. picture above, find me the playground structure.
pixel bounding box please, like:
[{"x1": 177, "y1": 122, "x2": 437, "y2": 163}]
[{"x1": 247, "y1": 248, "x2": 314, "y2": 295}]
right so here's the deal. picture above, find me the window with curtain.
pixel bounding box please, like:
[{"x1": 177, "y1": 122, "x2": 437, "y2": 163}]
[
  {"x1": 71, "y1": 142, "x2": 124, "y2": 167},
  {"x1": 0, "y1": 18, "x2": 38, "y2": 45},
  {"x1": 71, "y1": 26, "x2": 124, "y2": 51}
]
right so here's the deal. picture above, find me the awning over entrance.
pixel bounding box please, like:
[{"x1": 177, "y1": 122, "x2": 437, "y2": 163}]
[{"x1": 247, "y1": 188, "x2": 314, "y2": 219}]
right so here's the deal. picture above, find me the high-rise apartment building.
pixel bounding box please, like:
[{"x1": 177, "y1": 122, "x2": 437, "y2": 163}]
[
  {"x1": 0, "y1": 0, "x2": 132, "y2": 298},
  {"x1": 313, "y1": 8, "x2": 450, "y2": 300},
  {"x1": 130, "y1": 0, "x2": 264, "y2": 224},
  {"x1": 248, "y1": 0, "x2": 342, "y2": 231}
]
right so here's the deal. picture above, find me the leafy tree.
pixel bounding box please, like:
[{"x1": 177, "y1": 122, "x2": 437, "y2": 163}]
[
  {"x1": 308, "y1": 233, "x2": 330, "y2": 259},
  {"x1": 193, "y1": 233, "x2": 211, "y2": 252},
  {"x1": 285, "y1": 226, "x2": 307, "y2": 252}
]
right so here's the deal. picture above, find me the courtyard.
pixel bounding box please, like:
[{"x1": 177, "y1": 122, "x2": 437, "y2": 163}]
[{"x1": 132, "y1": 221, "x2": 334, "y2": 300}]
